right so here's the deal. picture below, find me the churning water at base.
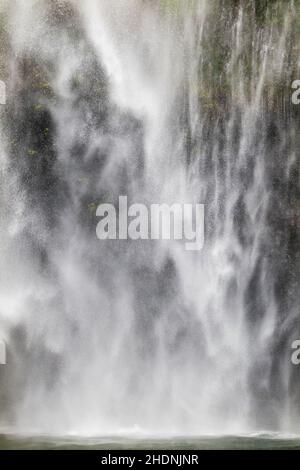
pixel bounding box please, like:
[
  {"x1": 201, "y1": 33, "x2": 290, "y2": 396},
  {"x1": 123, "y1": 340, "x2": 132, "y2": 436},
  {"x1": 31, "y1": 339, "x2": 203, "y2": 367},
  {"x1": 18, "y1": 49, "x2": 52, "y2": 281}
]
[
  {"x1": 1, "y1": 433, "x2": 300, "y2": 450},
  {"x1": 0, "y1": 0, "x2": 299, "y2": 437}
]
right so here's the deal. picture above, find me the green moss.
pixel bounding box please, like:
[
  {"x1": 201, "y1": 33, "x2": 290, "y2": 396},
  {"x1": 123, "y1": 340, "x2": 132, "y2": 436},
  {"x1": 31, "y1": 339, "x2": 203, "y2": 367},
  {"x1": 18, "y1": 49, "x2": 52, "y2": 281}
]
[
  {"x1": 71, "y1": 74, "x2": 82, "y2": 89},
  {"x1": 39, "y1": 82, "x2": 51, "y2": 92},
  {"x1": 192, "y1": 0, "x2": 300, "y2": 114},
  {"x1": 27, "y1": 149, "x2": 38, "y2": 157},
  {"x1": 87, "y1": 202, "x2": 99, "y2": 215},
  {"x1": 33, "y1": 104, "x2": 44, "y2": 112},
  {"x1": 159, "y1": 0, "x2": 197, "y2": 15}
]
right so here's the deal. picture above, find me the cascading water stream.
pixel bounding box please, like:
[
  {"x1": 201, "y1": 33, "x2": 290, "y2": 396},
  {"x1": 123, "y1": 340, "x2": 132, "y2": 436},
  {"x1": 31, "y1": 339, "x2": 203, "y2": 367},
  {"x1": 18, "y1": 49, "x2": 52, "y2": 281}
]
[{"x1": 0, "y1": 0, "x2": 299, "y2": 436}]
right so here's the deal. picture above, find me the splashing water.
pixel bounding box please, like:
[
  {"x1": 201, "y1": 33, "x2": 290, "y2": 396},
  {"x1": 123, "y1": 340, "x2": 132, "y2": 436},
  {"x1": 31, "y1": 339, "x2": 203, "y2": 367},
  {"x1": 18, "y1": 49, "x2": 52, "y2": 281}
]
[{"x1": 0, "y1": 0, "x2": 299, "y2": 436}]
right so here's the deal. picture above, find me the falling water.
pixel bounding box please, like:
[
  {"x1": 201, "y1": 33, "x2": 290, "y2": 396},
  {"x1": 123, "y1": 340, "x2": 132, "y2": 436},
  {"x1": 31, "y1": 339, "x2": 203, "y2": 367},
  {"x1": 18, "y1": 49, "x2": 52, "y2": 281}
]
[{"x1": 0, "y1": 0, "x2": 299, "y2": 436}]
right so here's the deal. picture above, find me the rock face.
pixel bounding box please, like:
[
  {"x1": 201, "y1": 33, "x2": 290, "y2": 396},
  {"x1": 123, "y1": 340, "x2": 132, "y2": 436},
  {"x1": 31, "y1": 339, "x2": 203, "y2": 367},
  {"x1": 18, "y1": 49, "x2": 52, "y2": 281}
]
[{"x1": 0, "y1": 0, "x2": 299, "y2": 435}]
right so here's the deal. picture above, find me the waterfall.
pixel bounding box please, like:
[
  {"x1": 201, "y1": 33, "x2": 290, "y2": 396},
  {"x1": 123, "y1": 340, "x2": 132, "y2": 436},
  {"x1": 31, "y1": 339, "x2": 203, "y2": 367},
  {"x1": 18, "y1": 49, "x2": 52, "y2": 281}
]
[{"x1": 0, "y1": 0, "x2": 299, "y2": 436}]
